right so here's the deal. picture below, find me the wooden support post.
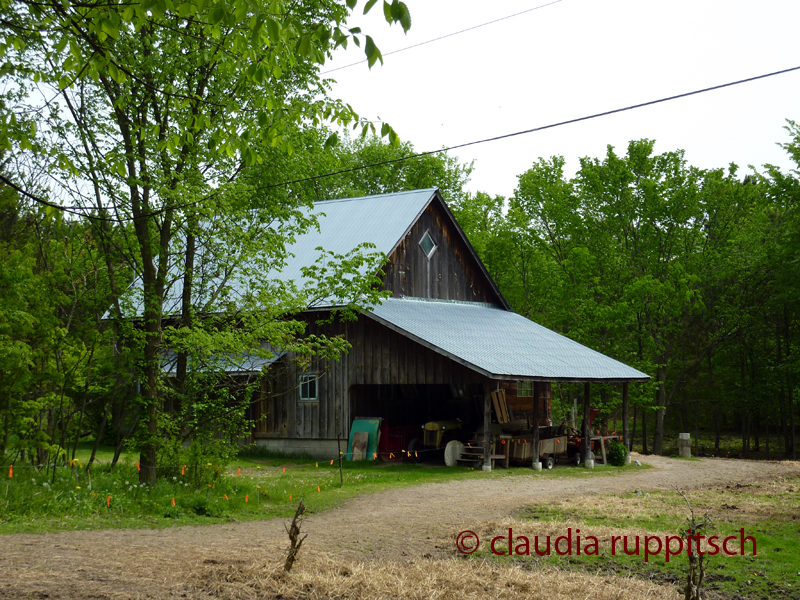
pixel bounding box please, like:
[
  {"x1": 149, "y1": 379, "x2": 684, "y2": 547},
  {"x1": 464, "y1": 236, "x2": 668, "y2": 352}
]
[
  {"x1": 622, "y1": 382, "x2": 630, "y2": 451},
  {"x1": 483, "y1": 384, "x2": 492, "y2": 471},
  {"x1": 583, "y1": 382, "x2": 592, "y2": 466},
  {"x1": 532, "y1": 382, "x2": 540, "y2": 469}
]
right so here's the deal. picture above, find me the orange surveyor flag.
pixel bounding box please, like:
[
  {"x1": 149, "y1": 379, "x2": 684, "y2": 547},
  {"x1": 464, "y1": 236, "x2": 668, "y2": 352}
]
[
  {"x1": 330, "y1": 460, "x2": 334, "y2": 465},
  {"x1": 245, "y1": 495, "x2": 249, "y2": 503},
  {"x1": 181, "y1": 465, "x2": 186, "y2": 475},
  {"x1": 107, "y1": 496, "x2": 111, "y2": 508},
  {"x1": 236, "y1": 468, "x2": 241, "y2": 476},
  {"x1": 282, "y1": 467, "x2": 286, "y2": 473},
  {"x1": 171, "y1": 497, "x2": 175, "y2": 506},
  {"x1": 317, "y1": 486, "x2": 320, "y2": 493},
  {"x1": 289, "y1": 494, "x2": 292, "y2": 501},
  {"x1": 136, "y1": 461, "x2": 140, "y2": 471},
  {"x1": 224, "y1": 494, "x2": 229, "y2": 500},
  {"x1": 373, "y1": 453, "x2": 377, "y2": 459}
]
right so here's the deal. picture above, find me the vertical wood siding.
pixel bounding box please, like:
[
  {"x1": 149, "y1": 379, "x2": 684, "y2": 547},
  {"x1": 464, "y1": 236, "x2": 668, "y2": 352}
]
[
  {"x1": 255, "y1": 314, "x2": 494, "y2": 440},
  {"x1": 380, "y1": 197, "x2": 502, "y2": 304}
]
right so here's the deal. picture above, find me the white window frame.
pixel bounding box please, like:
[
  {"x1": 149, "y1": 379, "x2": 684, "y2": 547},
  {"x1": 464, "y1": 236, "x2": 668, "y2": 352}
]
[
  {"x1": 518, "y1": 381, "x2": 534, "y2": 397},
  {"x1": 419, "y1": 229, "x2": 437, "y2": 260},
  {"x1": 299, "y1": 373, "x2": 318, "y2": 402}
]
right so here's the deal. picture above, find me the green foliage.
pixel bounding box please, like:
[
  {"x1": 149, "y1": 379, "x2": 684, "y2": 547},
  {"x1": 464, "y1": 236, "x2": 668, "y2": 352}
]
[
  {"x1": 606, "y1": 440, "x2": 628, "y2": 466},
  {"x1": 457, "y1": 134, "x2": 800, "y2": 456},
  {"x1": 0, "y1": 0, "x2": 421, "y2": 483},
  {"x1": 0, "y1": 446, "x2": 652, "y2": 535}
]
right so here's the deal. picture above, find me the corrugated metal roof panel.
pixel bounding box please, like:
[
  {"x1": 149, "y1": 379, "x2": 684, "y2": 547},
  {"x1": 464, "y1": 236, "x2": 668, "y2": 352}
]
[
  {"x1": 272, "y1": 188, "x2": 436, "y2": 285},
  {"x1": 369, "y1": 297, "x2": 649, "y2": 381}
]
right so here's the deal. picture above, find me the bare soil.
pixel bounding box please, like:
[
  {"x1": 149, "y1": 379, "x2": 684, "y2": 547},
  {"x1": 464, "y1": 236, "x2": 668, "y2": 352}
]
[{"x1": 1, "y1": 455, "x2": 797, "y2": 599}]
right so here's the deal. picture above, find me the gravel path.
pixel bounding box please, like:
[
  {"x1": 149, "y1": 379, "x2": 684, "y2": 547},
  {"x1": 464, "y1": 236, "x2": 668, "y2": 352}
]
[{"x1": 1, "y1": 455, "x2": 797, "y2": 599}]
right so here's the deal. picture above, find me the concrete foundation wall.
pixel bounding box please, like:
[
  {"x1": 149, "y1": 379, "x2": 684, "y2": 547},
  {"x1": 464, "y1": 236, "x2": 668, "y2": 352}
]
[{"x1": 253, "y1": 438, "x2": 341, "y2": 459}]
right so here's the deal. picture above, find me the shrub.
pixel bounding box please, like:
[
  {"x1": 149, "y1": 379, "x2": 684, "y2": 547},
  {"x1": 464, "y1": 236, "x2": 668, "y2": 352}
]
[{"x1": 607, "y1": 440, "x2": 628, "y2": 466}]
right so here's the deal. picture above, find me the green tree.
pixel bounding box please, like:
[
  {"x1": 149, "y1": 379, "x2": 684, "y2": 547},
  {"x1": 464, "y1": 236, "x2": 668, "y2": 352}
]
[{"x1": 1, "y1": 0, "x2": 412, "y2": 483}]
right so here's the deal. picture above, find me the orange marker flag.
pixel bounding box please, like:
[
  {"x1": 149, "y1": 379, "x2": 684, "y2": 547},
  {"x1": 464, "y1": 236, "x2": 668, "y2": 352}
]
[
  {"x1": 136, "y1": 461, "x2": 140, "y2": 471},
  {"x1": 8, "y1": 465, "x2": 12, "y2": 478},
  {"x1": 171, "y1": 497, "x2": 175, "y2": 506},
  {"x1": 289, "y1": 494, "x2": 292, "y2": 501},
  {"x1": 317, "y1": 486, "x2": 321, "y2": 493},
  {"x1": 107, "y1": 496, "x2": 111, "y2": 508},
  {"x1": 414, "y1": 451, "x2": 418, "y2": 457},
  {"x1": 389, "y1": 453, "x2": 394, "y2": 459},
  {"x1": 330, "y1": 459, "x2": 334, "y2": 465},
  {"x1": 282, "y1": 467, "x2": 286, "y2": 473},
  {"x1": 236, "y1": 468, "x2": 241, "y2": 476},
  {"x1": 245, "y1": 495, "x2": 249, "y2": 502},
  {"x1": 224, "y1": 494, "x2": 229, "y2": 501},
  {"x1": 181, "y1": 465, "x2": 186, "y2": 475}
]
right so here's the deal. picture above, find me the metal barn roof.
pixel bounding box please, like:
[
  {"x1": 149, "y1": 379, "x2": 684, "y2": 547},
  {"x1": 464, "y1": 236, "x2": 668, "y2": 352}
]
[
  {"x1": 120, "y1": 188, "x2": 438, "y2": 318},
  {"x1": 369, "y1": 297, "x2": 649, "y2": 382},
  {"x1": 279, "y1": 188, "x2": 437, "y2": 276}
]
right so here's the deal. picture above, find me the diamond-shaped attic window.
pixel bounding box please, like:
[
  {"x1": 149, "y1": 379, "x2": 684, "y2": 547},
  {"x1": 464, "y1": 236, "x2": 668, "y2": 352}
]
[{"x1": 419, "y1": 231, "x2": 436, "y2": 259}]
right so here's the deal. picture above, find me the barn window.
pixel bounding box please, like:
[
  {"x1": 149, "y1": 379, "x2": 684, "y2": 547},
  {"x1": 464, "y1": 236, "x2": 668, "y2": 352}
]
[
  {"x1": 419, "y1": 230, "x2": 437, "y2": 259},
  {"x1": 299, "y1": 373, "x2": 317, "y2": 402},
  {"x1": 518, "y1": 381, "x2": 534, "y2": 397}
]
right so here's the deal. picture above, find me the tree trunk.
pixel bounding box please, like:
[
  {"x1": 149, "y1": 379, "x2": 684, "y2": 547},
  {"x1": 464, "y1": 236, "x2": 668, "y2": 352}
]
[
  {"x1": 753, "y1": 415, "x2": 760, "y2": 452},
  {"x1": 710, "y1": 354, "x2": 720, "y2": 454},
  {"x1": 642, "y1": 404, "x2": 649, "y2": 454},
  {"x1": 582, "y1": 382, "x2": 591, "y2": 464},
  {"x1": 86, "y1": 400, "x2": 112, "y2": 471},
  {"x1": 175, "y1": 228, "x2": 196, "y2": 414},
  {"x1": 785, "y1": 305, "x2": 796, "y2": 461},
  {"x1": 622, "y1": 382, "x2": 630, "y2": 452},
  {"x1": 631, "y1": 403, "x2": 637, "y2": 453},
  {"x1": 653, "y1": 365, "x2": 667, "y2": 455},
  {"x1": 694, "y1": 390, "x2": 699, "y2": 456}
]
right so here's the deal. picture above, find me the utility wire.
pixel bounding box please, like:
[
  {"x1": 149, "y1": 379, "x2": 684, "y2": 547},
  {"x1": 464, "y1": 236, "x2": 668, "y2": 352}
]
[
  {"x1": 7, "y1": 64, "x2": 800, "y2": 222},
  {"x1": 256, "y1": 64, "x2": 800, "y2": 192},
  {"x1": 321, "y1": 0, "x2": 565, "y2": 75}
]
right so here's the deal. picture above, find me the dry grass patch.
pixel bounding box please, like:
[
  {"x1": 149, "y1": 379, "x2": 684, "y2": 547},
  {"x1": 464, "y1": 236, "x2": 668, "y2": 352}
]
[{"x1": 198, "y1": 552, "x2": 677, "y2": 600}]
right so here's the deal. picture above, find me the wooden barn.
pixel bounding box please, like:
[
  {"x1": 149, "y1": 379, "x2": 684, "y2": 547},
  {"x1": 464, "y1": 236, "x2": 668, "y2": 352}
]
[{"x1": 245, "y1": 188, "x2": 649, "y2": 467}]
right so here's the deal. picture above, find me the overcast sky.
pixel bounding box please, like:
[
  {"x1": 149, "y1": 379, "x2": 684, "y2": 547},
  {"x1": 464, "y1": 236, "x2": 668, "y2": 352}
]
[{"x1": 324, "y1": 0, "x2": 800, "y2": 199}]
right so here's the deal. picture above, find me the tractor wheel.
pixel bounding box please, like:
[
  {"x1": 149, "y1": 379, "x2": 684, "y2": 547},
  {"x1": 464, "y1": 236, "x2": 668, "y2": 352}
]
[
  {"x1": 444, "y1": 440, "x2": 465, "y2": 467},
  {"x1": 542, "y1": 456, "x2": 555, "y2": 470}
]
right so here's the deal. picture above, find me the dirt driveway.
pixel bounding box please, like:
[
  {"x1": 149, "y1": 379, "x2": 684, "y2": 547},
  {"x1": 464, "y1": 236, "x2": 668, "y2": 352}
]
[{"x1": 1, "y1": 455, "x2": 797, "y2": 599}]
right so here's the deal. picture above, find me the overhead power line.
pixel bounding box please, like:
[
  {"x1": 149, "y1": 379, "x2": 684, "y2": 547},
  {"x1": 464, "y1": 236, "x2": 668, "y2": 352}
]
[
  {"x1": 7, "y1": 64, "x2": 800, "y2": 223},
  {"x1": 258, "y1": 64, "x2": 800, "y2": 192},
  {"x1": 321, "y1": 0, "x2": 565, "y2": 75}
]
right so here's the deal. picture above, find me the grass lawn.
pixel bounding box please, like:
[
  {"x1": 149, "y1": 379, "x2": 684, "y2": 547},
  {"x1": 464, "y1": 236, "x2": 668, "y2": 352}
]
[
  {"x1": 1, "y1": 444, "x2": 647, "y2": 535},
  {"x1": 466, "y1": 476, "x2": 800, "y2": 600}
]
